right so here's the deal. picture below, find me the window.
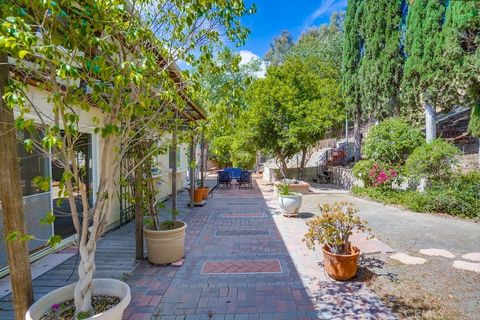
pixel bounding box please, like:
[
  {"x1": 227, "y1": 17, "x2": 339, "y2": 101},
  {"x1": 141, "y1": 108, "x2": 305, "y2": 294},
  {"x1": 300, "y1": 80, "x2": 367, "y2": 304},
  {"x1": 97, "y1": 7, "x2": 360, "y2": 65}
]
[
  {"x1": 169, "y1": 146, "x2": 181, "y2": 170},
  {"x1": 16, "y1": 128, "x2": 49, "y2": 196}
]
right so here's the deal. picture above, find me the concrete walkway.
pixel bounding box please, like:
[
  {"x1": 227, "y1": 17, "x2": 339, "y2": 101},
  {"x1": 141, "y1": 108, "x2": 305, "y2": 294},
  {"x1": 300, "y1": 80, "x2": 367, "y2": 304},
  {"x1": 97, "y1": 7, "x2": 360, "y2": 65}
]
[{"x1": 125, "y1": 177, "x2": 394, "y2": 319}]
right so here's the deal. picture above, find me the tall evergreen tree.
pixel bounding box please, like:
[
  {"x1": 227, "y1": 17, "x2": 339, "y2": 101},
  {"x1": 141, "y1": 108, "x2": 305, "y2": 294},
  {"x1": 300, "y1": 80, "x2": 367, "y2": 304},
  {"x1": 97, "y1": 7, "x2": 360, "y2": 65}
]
[
  {"x1": 401, "y1": 0, "x2": 447, "y2": 142},
  {"x1": 342, "y1": 0, "x2": 364, "y2": 161},
  {"x1": 358, "y1": 0, "x2": 403, "y2": 119},
  {"x1": 264, "y1": 30, "x2": 294, "y2": 66},
  {"x1": 441, "y1": 1, "x2": 480, "y2": 163}
]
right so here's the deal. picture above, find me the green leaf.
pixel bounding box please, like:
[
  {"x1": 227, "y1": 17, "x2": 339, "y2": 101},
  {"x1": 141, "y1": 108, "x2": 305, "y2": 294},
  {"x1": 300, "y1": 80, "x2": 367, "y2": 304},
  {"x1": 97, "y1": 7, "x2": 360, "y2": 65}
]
[
  {"x1": 18, "y1": 50, "x2": 29, "y2": 59},
  {"x1": 47, "y1": 235, "x2": 62, "y2": 247},
  {"x1": 40, "y1": 211, "x2": 56, "y2": 225},
  {"x1": 33, "y1": 176, "x2": 51, "y2": 192}
]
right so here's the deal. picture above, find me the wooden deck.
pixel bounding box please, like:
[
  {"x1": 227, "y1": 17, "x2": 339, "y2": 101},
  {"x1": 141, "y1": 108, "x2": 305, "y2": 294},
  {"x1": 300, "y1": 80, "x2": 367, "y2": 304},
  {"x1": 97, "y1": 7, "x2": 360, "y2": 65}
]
[{"x1": 0, "y1": 221, "x2": 138, "y2": 319}]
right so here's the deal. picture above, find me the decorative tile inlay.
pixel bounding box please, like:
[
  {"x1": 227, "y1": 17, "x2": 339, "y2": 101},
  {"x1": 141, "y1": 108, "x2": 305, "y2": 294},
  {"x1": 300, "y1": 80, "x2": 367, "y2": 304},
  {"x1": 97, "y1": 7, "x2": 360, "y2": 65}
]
[
  {"x1": 220, "y1": 212, "x2": 267, "y2": 218},
  {"x1": 202, "y1": 260, "x2": 282, "y2": 274},
  {"x1": 214, "y1": 230, "x2": 270, "y2": 237}
]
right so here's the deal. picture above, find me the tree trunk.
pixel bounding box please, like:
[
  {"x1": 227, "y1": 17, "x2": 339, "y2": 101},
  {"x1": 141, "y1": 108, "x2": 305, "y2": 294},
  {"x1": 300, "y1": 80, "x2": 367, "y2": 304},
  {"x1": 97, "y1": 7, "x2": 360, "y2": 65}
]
[
  {"x1": 276, "y1": 153, "x2": 288, "y2": 180},
  {"x1": 353, "y1": 106, "x2": 362, "y2": 162},
  {"x1": 423, "y1": 96, "x2": 436, "y2": 142},
  {"x1": 299, "y1": 147, "x2": 307, "y2": 181},
  {"x1": 74, "y1": 133, "x2": 117, "y2": 313},
  {"x1": 134, "y1": 157, "x2": 143, "y2": 260},
  {"x1": 171, "y1": 128, "x2": 177, "y2": 218},
  {"x1": 75, "y1": 241, "x2": 96, "y2": 312},
  {"x1": 189, "y1": 135, "x2": 195, "y2": 208},
  {"x1": 0, "y1": 53, "x2": 34, "y2": 320},
  {"x1": 200, "y1": 134, "x2": 205, "y2": 188}
]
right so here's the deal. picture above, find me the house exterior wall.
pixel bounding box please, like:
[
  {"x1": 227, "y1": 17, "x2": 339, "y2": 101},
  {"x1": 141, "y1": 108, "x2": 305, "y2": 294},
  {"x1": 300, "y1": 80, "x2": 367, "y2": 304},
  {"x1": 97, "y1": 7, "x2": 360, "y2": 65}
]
[{"x1": 0, "y1": 85, "x2": 194, "y2": 271}]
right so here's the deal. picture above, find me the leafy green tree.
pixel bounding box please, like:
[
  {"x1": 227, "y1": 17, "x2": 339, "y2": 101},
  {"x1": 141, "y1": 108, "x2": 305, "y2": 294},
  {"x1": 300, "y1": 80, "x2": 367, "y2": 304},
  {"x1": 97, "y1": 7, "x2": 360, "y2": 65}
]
[
  {"x1": 209, "y1": 135, "x2": 233, "y2": 167},
  {"x1": 342, "y1": 0, "x2": 364, "y2": 161},
  {"x1": 264, "y1": 30, "x2": 294, "y2": 66},
  {"x1": 401, "y1": 0, "x2": 447, "y2": 142},
  {"x1": 290, "y1": 11, "x2": 344, "y2": 69},
  {"x1": 244, "y1": 56, "x2": 343, "y2": 178},
  {"x1": 363, "y1": 118, "x2": 424, "y2": 165},
  {"x1": 198, "y1": 51, "x2": 261, "y2": 139},
  {"x1": 358, "y1": 0, "x2": 403, "y2": 119}
]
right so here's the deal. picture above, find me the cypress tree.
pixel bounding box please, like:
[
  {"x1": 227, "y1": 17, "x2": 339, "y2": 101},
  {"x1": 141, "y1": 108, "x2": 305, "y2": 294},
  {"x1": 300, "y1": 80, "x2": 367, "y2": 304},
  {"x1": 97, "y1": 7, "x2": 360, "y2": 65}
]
[
  {"x1": 441, "y1": 1, "x2": 480, "y2": 162},
  {"x1": 358, "y1": 0, "x2": 404, "y2": 119},
  {"x1": 342, "y1": 0, "x2": 364, "y2": 161},
  {"x1": 401, "y1": 0, "x2": 447, "y2": 142}
]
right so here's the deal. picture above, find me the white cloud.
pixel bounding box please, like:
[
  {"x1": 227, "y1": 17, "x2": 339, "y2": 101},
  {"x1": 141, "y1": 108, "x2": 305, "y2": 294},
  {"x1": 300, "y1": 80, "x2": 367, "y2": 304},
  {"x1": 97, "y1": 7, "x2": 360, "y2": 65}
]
[
  {"x1": 304, "y1": 0, "x2": 347, "y2": 28},
  {"x1": 239, "y1": 50, "x2": 266, "y2": 78}
]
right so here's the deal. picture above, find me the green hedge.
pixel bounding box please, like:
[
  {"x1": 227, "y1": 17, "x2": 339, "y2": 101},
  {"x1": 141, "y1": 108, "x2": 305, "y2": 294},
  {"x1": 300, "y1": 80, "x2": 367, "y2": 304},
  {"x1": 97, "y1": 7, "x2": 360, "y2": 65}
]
[{"x1": 352, "y1": 172, "x2": 480, "y2": 219}]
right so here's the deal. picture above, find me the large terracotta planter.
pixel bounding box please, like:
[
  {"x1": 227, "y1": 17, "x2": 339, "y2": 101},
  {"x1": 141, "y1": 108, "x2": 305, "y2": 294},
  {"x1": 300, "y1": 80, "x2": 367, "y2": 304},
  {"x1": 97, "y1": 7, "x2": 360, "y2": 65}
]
[
  {"x1": 278, "y1": 192, "x2": 302, "y2": 217},
  {"x1": 26, "y1": 278, "x2": 131, "y2": 320},
  {"x1": 144, "y1": 221, "x2": 187, "y2": 264},
  {"x1": 202, "y1": 187, "x2": 210, "y2": 200},
  {"x1": 322, "y1": 245, "x2": 360, "y2": 281},
  {"x1": 193, "y1": 188, "x2": 204, "y2": 203}
]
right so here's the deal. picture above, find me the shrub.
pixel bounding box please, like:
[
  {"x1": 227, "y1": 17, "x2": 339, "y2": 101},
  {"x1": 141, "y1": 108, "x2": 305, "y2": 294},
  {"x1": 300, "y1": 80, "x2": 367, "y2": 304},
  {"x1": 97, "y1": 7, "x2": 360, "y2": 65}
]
[
  {"x1": 363, "y1": 118, "x2": 424, "y2": 164},
  {"x1": 303, "y1": 202, "x2": 368, "y2": 255},
  {"x1": 352, "y1": 160, "x2": 376, "y2": 186},
  {"x1": 405, "y1": 139, "x2": 460, "y2": 182},
  {"x1": 353, "y1": 160, "x2": 399, "y2": 188},
  {"x1": 352, "y1": 172, "x2": 480, "y2": 219}
]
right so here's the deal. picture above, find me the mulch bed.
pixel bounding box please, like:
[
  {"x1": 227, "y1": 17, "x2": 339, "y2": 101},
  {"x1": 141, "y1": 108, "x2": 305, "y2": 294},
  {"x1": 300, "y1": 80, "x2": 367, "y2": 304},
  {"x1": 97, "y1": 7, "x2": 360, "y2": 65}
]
[{"x1": 40, "y1": 295, "x2": 120, "y2": 320}]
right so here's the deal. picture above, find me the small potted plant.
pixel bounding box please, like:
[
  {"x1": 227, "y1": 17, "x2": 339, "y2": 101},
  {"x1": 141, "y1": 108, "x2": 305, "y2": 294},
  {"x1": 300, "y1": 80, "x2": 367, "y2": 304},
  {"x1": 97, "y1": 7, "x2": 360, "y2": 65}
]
[
  {"x1": 303, "y1": 202, "x2": 368, "y2": 281},
  {"x1": 277, "y1": 184, "x2": 302, "y2": 217}
]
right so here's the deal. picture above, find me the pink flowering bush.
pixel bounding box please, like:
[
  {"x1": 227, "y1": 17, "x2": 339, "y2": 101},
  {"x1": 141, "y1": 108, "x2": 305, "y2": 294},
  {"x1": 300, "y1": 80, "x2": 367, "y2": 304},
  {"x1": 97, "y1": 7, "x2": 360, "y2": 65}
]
[
  {"x1": 368, "y1": 163, "x2": 399, "y2": 188},
  {"x1": 353, "y1": 160, "x2": 399, "y2": 188}
]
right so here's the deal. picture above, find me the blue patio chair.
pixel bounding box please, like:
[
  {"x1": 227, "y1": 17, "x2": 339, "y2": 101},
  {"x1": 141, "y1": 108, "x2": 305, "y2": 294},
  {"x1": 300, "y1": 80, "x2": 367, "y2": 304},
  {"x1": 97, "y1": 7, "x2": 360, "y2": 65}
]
[
  {"x1": 231, "y1": 168, "x2": 241, "y2": 179},
  {"x1": 217, "y1": 170, "x2": 231, "y2": 188},
  {"x1": 238, "y1": 170, "x2": 253, "y2": 189}
]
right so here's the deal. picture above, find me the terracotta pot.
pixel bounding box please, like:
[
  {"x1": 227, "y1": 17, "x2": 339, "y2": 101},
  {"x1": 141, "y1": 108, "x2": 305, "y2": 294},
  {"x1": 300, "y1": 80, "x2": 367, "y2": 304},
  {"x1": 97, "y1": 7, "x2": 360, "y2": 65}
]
[
  {"x1": 26, "y1": 278, "x2": 131, "y2": 320},
  {"x1": 322, "y1": 245, "x2": 360, "y2": 281},
  {"x1": 144, "y1": 221, "x2": 187, "y2": 264},
  {"x1": 278, "y1": 192, "x2": 302, "y2": 217},
  {"x1": 194, "y1": 188, "x2": 204, "y2": 203},
  {"x1": 202, "y1": 187, "x2": 210, "y2": 200}
]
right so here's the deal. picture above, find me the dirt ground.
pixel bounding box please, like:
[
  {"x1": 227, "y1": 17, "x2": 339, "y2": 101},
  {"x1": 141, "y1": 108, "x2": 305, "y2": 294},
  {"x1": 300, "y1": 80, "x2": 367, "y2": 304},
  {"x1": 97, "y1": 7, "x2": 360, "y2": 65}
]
[
  {"x1": 355, "y1": 254, "x2": 480, "y2": 319},
  {"x1": 298, "y1": 186, "x2": 480, "y2": 320}
]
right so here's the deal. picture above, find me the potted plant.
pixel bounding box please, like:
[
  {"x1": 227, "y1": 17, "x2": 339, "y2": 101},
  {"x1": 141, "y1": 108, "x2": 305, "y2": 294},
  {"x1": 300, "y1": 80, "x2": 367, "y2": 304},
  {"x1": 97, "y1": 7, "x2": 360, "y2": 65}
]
[
  {"x1": 143, "y1": 207, "x2": 187, "y2": 265},
  {"x1": 277, "y1": 184, "x2": 302, "y2": 217},
  {"x1": 202, "y1": 186, "x2": 210, "y2": 200},
  {"x1": 303, "y1": 202, "x2": 368, "y2": 281},
  {"x1": 142, "y1": 138, "x2": 187, "y2": 265}
]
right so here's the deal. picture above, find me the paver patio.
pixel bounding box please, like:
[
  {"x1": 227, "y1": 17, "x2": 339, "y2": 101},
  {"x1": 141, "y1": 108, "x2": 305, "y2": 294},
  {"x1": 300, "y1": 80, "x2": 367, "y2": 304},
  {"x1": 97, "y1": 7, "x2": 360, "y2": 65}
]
[
  {"x1": 0, "y1": 177, "x2": 395, "y2": 319},
  {"x1": 125, "y1": 176, "x2": 395, "y2": 319}
]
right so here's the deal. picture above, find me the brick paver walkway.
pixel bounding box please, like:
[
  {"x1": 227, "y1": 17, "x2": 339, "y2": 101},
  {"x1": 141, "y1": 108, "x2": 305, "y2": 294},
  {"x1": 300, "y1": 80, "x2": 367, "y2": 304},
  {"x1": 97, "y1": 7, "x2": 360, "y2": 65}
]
[{"x1": 125, "y1": 177, "x2": 395, "y2": 319}]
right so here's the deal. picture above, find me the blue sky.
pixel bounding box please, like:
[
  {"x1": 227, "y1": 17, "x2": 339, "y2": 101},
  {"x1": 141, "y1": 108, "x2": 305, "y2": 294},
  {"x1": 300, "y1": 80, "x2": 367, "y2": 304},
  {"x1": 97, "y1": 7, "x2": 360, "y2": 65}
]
[{"x1": 238, "y1": 0, "x2": 347, "y2": 59}]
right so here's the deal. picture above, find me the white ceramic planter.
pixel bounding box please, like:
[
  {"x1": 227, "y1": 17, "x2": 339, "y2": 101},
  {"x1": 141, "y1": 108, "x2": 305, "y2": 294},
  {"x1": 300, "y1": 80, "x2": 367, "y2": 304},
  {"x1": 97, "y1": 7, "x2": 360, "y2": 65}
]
[
  {"x1": 26, "y1": 278, "x2": 131, "y2": 320},
  {"x1": 278, "y1": 192, "x2": 303, "y2": 217}
]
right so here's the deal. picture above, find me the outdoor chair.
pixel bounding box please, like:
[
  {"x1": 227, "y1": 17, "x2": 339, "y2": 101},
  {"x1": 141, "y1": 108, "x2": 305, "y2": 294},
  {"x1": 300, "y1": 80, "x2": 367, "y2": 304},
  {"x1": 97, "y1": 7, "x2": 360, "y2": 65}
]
[
  {"x1": 238, "y1": 170, "x2": 253, "y2": 189},
  {"x1": 224, "y1": 167, "x2": 241, "y2": 180},
  {"x1": 217, "y1": 170, "x2": 232, "y2": 188}
]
